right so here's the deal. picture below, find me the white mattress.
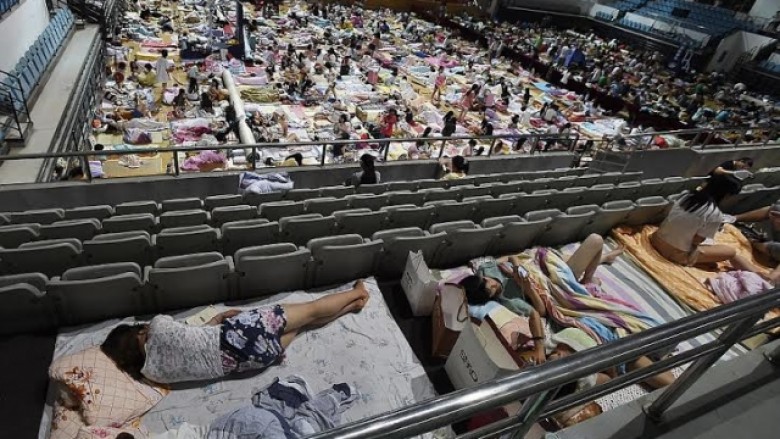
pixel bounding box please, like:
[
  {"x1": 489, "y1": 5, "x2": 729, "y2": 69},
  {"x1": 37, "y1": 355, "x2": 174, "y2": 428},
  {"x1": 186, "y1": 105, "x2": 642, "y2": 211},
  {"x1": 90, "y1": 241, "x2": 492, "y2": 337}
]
[{"x1": 39, "y1": 278, "x2": 445, "y2": 438}]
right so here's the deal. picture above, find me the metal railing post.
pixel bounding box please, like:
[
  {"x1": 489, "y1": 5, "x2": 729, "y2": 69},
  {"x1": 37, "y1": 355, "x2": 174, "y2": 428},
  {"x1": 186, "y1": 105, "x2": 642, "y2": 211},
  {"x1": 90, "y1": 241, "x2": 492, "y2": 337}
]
[
  {"x1": 508, "y1": 389, "x2": 559, "y2": 439},
  {"x1": 251, "y1": 146, "x2": 257, "y2": 170},
  {"x1": 487, "y1": 138, "x2": 497, "y2": 156},
  {"x1": 438, "y1": 138, "x2": 447, "y2": 159},
  {"x1": 82, "y1": 156, "x2": 93, "y2": 182},
  {"x1": 383, "y1": 138, "x2": 391, "y2": 162},
  {"x1": 172, "y1": 152, "x2": 180, "y2": 176},
  {"x1": 644, "y1": 314, "x2": 762, "y2": 421}
]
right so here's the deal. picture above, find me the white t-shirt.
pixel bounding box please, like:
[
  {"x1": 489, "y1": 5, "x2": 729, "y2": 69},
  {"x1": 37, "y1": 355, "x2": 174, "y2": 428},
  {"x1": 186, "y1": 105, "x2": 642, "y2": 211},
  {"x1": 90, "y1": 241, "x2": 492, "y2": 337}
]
[
  {"x1": 141, "y1": 315, "x2": 224, "y2": 383},
  {"x1": 656, "y1": 200, "x2": 725, "y2": 252}
]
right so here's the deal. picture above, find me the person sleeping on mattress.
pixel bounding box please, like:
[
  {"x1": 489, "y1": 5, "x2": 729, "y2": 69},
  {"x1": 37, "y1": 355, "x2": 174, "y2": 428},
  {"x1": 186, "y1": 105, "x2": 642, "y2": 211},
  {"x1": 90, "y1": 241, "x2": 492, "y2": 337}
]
[
  {"x1": 100, "y1": 281, "x2": 370, "y2": 384},
  {"x1": 458, "y1": 234, "x2": 674, "y2": 389},
  {"x1": 651, "y1": 174, "x2": 770, "y2": 280}
]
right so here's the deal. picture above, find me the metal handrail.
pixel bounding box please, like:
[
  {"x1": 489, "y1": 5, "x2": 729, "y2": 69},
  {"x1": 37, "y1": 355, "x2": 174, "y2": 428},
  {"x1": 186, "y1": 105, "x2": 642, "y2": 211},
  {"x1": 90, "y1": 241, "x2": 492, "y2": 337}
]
[{"x1": 307, "y1": 288, "x2": 780, "y2": 439}]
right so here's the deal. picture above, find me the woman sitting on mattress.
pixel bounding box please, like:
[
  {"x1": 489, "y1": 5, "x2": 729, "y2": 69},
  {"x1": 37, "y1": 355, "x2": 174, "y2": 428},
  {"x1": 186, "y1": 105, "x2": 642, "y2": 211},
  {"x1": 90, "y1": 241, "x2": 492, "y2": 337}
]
[
  {"x1": 100, "y1": 281, "x2": 370, "y2": 384},
  {"x1": 651, "y1": 174, "x2": 769, "y2": 277},
  {"x1": 459, "y1": 234, "x2": 674, "y2": 389}
]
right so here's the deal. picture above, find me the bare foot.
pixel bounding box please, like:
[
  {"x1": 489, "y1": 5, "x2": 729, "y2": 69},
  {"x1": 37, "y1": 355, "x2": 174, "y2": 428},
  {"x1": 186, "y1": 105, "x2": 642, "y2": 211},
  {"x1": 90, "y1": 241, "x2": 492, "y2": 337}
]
[
  {"x1": 601, "y1": 246, "x2": 625, "y2": 265},
  {"x1": 351, "y1": 280, "x2": 370, "y2": 311}
]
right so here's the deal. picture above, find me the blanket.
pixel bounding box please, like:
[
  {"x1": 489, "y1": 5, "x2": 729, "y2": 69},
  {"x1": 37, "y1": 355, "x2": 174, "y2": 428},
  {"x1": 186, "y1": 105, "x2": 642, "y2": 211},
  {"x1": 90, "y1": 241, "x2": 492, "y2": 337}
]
[{"x1": 612, "y1": 224, "x2": 773, "y2": 312}]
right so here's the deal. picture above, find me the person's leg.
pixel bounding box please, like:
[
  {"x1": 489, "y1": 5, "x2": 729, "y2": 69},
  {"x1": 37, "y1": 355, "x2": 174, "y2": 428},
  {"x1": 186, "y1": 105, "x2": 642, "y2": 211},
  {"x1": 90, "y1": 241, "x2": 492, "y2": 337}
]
[
  {"x1": 566, "y1": 233, "x2": 604, "y2": 284},
  {"x1": 281, "y1": 280, "x2": 369, "y2": 334},
  {"x1": 693, "y1": 244, "x2": 736, "y2": 264},
  {"x1": 735, "y1": 206, "x2": 770, "y2": 223},
  {"x1": 629, "y1": 356, "x2": 675, "y2": 389}
]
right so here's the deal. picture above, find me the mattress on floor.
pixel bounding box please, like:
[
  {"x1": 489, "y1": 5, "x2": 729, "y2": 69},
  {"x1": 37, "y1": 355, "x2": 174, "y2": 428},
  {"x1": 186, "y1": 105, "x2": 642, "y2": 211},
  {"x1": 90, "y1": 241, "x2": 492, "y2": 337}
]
[
  {"x1": 39, "y1": 278, "x2": 446, "y2": 439},
  {"x1": 611, "y1": 224, "x2": 773, "y2": 313}
]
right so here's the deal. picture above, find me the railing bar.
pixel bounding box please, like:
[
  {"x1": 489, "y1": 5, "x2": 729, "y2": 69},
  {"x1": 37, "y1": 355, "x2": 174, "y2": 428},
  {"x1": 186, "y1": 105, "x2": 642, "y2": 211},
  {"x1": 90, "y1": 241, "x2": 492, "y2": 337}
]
[{"x1": 741, "y1": 316, "x2": 780, "y2": 339}]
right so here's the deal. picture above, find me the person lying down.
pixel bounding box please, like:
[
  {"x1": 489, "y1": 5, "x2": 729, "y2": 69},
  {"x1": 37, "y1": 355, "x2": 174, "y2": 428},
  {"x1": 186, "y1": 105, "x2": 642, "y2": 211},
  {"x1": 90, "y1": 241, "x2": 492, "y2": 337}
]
[
  {"x1": 100, "y1": 281, "x2": 370, "y2": 384},
  {"x1": 458, "y1": 233, "x2": 675, "y2": 391}
]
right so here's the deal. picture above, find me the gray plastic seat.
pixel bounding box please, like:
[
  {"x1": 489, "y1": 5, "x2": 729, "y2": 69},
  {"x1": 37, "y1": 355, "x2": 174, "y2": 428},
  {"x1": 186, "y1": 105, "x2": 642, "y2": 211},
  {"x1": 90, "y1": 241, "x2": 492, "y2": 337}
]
[
  {"x1": 619, "y1": 171, "x2": 644, "y2": 184},
  {"x1": 146, "y1": 252, "x2": 232, "y2": 311},
  {"x1": 382, "y1": 204, "x2": 435, "y2": 230},
  {"x1": 547, "y1": 176, "x2": 579, "y2": 191},
  {"x1": 285, "y1": 188, "x2": 321, "y2": 201},
  {"x1": 626, "y1": 196, "x2": 672, "y2": 226},
  {"x1": 234, "y1": 244, "x2": 311, "y2": 298},
  {"x1": 103, "y1": 213, "x2": 158, "y2": 234},
  {"x1": 0, "y1": 273, "x2": 56, "y2": 335},
  {"x1": 211, "y1": 205, "x2": 256, "y2": 227},
  {"x1": 661, "y1": 177, "x2": 687, "y2": 196},
  {"x1": 335, "y1": 209, "x2": 388, "y2": 238},
  {"x1": 243, "y1": 191, "x2": 284, "y2": 206},
  {"x1": 0, "y1": 239, "x2": 82, "y2": 277},
  {"x1": 537, "y1": 208, "x2": 596, "y2": 246},
  {"x1": 523, "y1": 178, "x2": 553, "y2": 193},
  {"x1": 221, "y1": 219, "x2": 278, "y2": 256},
  {"x1": 279, "y1": 214, "x2": 336, "y2": 246},
  {"x1": 613, "y1": 182, "x2": 641, "y2": 201},
  {"x1": 472, "y1": 175, "x2": 498, "y2": 186},
  {"x1": 430, "y1": 221, "x2": 500, "y2": 268},
  {"x1": 582, "y1": 200, "x2": 634, "y2": 236},
  {"x1": 83, "y1": 231, "x2": 152, "y2": 266},
  {"x1": 595, "y1": 172, "x2": 623, "y2": 185},
  {"x1": 422, "y1": 187, "x2": 462, "y2": 203},
  {"x1": 48, "y1": 263, "x2": 145, "y2": 325},
  {"x1": 465, "y1": 196, "x2": 513, "y2": 223},
  {"x1": 162, "y1": 197, "x2": 204, "y2": 212},
  {"x1": 259, "y1": 201, "x2": 306, "y2": 221},
  {"x1": 387, "y1": 181, "x2": 419, "y2": 192},
  {"x1": 512, "y1": 190, "x2": 557, "y2": 216},
  {"x1": 752, "y1": 170, "x2": 780, "y2": 186},
  {"x1": 582, "y1": 184, "x2": 615, "y2": 206},
  {"x1": 64, "y1": 205, "x2": 114, "y2": 221},
  {"x1": 356, "y1": 183, "x2": 389, "y2": 195},
  {"x1": 115, "y1": 200, "x2": 160, "y2": 215},
  {"x1": 482, "y1": 216, "x2": 551, "y2": 256},
  {"x1": 549, "y1": 187, "x2": 585, "y2": 210},
  {"x1": 636, "y1": 179, "x2": 666, "y2": 199},
  {"x1": 154, "y1": 225, "x2": 220, "y2": 258},
  {"x1": 449, "y1": 177, "x2": 477, "y2": 187},
  {"x1": 426, "y1": 200, "x2": 477, "y2": 224},
  {"x1": 320, "y1": 185, "x2": 355, "y2": 198},
  {"x1": 0, "y1": 224, "x2": 40, "y2": 248},
  {"x1": 347, "y1": 194, "x2": 389, "y2": 210},
  {"x1": 372, "y1": 227, "x2": 446, "y2": 278},
  {"x1": 387, "y1": 191, "x2": 426, "y2": 206},
  {"x1": 205, "y1": 194, "x2": 244, "y2": 210},
  {"x1": 308, "y1": 235, "x2": 382, "y2": 287},
  {"x1": 40, "y1": 219, "x2": 101, "y2": 241},
  {"x1": 159, "y1": 209, "x2": 209, "y2": 229},
  {"x1": 460, "y1": 185, "x2": 493, "y2": 199},
  {"x1": 10, "y1": 208, "x2": 64, "y2": 225},
  {"x1": 417, "y1": 179, "x2": 447, "y2": 189},
  {"x1": 490, "y1": 182, "x2": 526, "y2": 197},
  {"x1": 305, "y1": 197, "x2": 351, "y2": 216}
]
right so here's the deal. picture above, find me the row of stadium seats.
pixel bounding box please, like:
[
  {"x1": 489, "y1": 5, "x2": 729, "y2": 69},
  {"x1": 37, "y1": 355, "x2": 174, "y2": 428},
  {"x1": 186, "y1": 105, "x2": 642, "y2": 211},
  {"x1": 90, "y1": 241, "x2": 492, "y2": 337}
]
[
  {"x1": 1, "y1": 8, "x2": 74, "y2": 111},
  {"x1": 0, "y1": 194, "x2": 687, "y2": 335},
  {"x1": 0, "y1": 0, "x2": 19, "y2": 17}
]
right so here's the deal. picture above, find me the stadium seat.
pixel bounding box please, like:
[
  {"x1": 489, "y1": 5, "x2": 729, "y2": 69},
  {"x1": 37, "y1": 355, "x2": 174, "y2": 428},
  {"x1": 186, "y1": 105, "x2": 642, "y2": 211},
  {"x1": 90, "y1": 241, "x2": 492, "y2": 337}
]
[
  {"x1": 259, "y1": 201, "x2": 305, "y2": 221},
  {"x1": 146, "y1": 252, "x2": 232, "y2": 311},
  {"x1": 465, "y1": 196, "x2": 513, "y2": 224},
  {"x1": 49, "y1": 263, "x2": 145, "y2": 325},
  {"x1": 426, "y1": 200, "x2": 477, "y2": 224},
  {"x1": 9, "y1": 208, "x2": 64, "y2": 225},
  {"x1": 304, "y1": 197, "x2": 351, "y2": 216},
  {"x1": 154, "y1": 225, "x2": 220, "y2": 258},
  {"x1": 0, "y1": 273, "x2": 57, "y2": 335},
  {"x1": 356, "y1": 183, "x2": 388, "y2": 194},
  {"x1": 583, "y1": 184, "x2": 615, "y2": 205},
  {"x1": 234, "y1": 243, "x2": 310, "y2": 298},
  {"x1": 387, "y1": 181, "x2": 419, "y2": 192},
  {"x1": 211, "y1": 205, "x2": 256, "y2": 227},
  {"x1": 204, "y1": 194, "x2": 244, "y2": 210},
  {"x1": 531, "y1": 208, "x2": 596, "y2": 246},
  {"x1": 460, "y1": 185, "x2": 494, "y2": 199},
  {"x1": 483, "y1": 215, "x2": 551, "y2": 256},
  {"x1": 626, "y1": 196, "x2": 672, "y2": 225},
  {"x1": 430, "y1": 221, "x2": 500, "y2": 268},
  {"x1": 613, "y1": 182, "x2": 641, "y2": 200},
  {"x1": 285, "y1": 188, "x2": 321, "y2": 201},
  {"x1": 115, "y1": 200, "x2": 160, "y2": 215},
  {"x1": 40, "y1": 219, "x2": 101, "y2": 241},
  {"x1": 382, "y1": 204, "x2": 435, "y2": 230},
  {"x1": 0, "y1": 238, "x2": 81, "y2": 277},
  {"x1": 372, "y1": 227, "x2": 445, "y2": 278},
  {"x1": 320, "y1": 185, "x2": 355, "y2": 198},
  {"x1": 243, "y1": 191, "x2": 284, "y2": 206},
  {"x1": 387, "y1": 190, "x2": 426, "y2": 206},
  {"x1": 0, "y1": 224, "x2": 40, "y2": 248},
  {"x1": 83, "y1": 231, "x2": 152, "y2": 266},
  {"x1": 103, "y1": 213, "x2": 159, "y2": 234},
  {"x1": 64, "y1": 205, "x2": 114, "y2": 221},
  {"x1": 511, "y1": 190, "x2": 557, "y2": 216},
  {"x1": 308, "y1": 235, "x2": 382, "y2": 286},
  {"x1": 549, "y1": 187, "x2": 585, "y2": 210},
  {"x1": 159, "y1": 209, "x2": 209, "y2": 229},
  {"x1": 279, "y1": 214, "x2": 336, "y2": 246},
  {"x1": 334, "y1": 208, "x2": 388, "y2": 238},
  {"x1": 347, "y1": 193, "x2": 389, "y2": 210},
  {"x1": 162, "y1": 197, "x2": 204, "y2": 212},
  {"x1": 220, "y1": 219, "x2": 278, "y2": 256},
  {"x1": 582, "y1": 200, "x2": 635, "y2": 236}
]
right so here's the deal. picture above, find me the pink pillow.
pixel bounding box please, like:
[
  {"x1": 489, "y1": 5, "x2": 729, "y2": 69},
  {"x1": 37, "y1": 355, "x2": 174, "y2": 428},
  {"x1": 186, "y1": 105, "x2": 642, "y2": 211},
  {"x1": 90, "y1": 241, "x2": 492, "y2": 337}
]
[{"x1": 49, "y1": 347, "x2": 167, "y2": 428}]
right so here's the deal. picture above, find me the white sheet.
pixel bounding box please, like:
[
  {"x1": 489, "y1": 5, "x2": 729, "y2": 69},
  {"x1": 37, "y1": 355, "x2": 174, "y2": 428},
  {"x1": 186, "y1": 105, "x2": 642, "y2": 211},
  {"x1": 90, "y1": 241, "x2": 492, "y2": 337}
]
[{"x1": 39, "y1": 278, "x2": 446, "y2": 438}]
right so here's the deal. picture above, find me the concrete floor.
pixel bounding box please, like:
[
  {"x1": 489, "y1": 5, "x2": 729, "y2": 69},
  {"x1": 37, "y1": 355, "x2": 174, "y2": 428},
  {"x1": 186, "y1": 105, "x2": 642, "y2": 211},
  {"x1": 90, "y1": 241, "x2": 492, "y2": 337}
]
[
  {"x1": 552, "y1": 340, "x2": 780, "y2": 439},
  {"x1": 0, "y1": 24, "x2": 99, "y2": 185}
]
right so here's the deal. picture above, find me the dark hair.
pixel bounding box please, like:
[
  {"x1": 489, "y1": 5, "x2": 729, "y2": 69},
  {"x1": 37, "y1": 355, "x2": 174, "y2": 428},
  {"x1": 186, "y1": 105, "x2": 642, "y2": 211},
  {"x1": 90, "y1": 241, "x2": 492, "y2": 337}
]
[
  {"x1": 116, "y1": 433, "x2": 136, "y2": 439},
  {"x1": 161, "y1": 49, "x2": 168, "y2": 58},
  {"x1": 101, "y1": 324, "x2": 147, "y2": 380},
  {"x1": 452, "y1": 155, "x2": 469, "y2": 174},
  {"x1": 737, "y1": 157, "x2": 754, "y2": 167},
  {"x1": 459, "y1": 275, "x2": 492, "y2": 305},
  {"x1": 680, "y1": 174, "x2": 742, "y2": 213},
  {"x1": 286, "y1": 153, "x2": 304, "y2": 166},
  {"x1": 200, "y1": 93, "x2": 213, "y2": 111},
  {"x1": 94, "y1": 143, "x2": 105, "y2": 151},
  {"x1": 359, "y1": 154, "x2": 377, "y2": 185}
]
